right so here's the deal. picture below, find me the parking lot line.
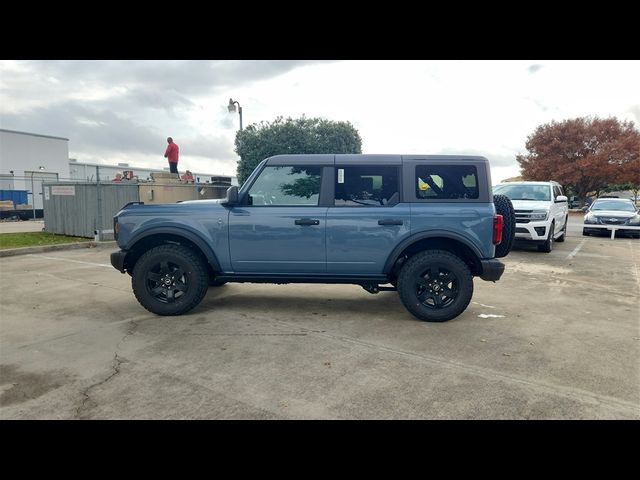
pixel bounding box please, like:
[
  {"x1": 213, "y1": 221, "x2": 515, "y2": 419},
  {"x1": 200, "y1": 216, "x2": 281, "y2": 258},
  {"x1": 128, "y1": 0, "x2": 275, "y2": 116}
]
[
  {"x1": 566, "y1": 239, "x2": 587, "y2": 260},
  {"x1": 28, "y1": 253, "x2": 112, "y2": 268},
  {"x1": 630, "y1": 240, "x2": 640, "y2": 296},
  {"x1": 270, "y1": 318, "x2": 640, "y2": 417}
]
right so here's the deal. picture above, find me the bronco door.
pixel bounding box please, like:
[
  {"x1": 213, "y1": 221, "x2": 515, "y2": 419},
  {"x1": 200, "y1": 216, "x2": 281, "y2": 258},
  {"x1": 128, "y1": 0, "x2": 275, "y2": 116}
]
[
  {"x1": 326, "y1": 157, "x2": 411, "y2": 274},
  {"x1": 228, "y1": 161, "x2": 329, "y2": 274}
]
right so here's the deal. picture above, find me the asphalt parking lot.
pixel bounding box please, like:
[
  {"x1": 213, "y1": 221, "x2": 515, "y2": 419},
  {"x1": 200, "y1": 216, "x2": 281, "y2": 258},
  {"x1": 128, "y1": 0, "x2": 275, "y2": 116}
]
[{"x1": 1, "y1": 216, "x2": 639, "y2": 419}]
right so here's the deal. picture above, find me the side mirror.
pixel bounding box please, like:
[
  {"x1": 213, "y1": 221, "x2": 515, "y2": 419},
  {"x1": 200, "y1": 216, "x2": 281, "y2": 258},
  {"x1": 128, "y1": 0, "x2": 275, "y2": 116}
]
[
  {"x1": 223, "y1": 186, "x2": 239, "y2": 205},
  {"x1": 582, "y1": 206, "x2": 589, "y2": 212},
  {"x1": 555, "y1": 195, "x2": 568, "y2": 203}
]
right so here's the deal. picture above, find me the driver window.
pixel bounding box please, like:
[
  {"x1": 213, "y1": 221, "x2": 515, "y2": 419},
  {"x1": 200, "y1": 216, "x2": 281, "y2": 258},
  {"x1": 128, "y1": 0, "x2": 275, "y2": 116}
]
[{"x1": 247, "y1": 166, "x2": 321, "y2": 206}]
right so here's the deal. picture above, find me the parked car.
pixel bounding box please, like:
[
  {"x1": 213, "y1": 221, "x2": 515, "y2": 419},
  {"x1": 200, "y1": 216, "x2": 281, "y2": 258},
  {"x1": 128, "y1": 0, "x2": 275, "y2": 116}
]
[
  {"x1": 492, "y1": 181, "x2": 568, "y2": 252},
  {"x1": 110, "y1": 154, "x2": 516, "y2": 322},
  {"x1": 583, "y1": 198, "x2": 640, "y2": 238}
]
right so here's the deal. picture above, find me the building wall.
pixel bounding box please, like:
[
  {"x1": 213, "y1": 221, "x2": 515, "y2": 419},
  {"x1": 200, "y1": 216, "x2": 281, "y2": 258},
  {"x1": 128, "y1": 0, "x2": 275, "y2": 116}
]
[
  {"x1": 0, "y1": 129, "x2": 238, "y2": 211},
  {"x1": 0, "y1": 129, "x2": 70, "y2": 209}
]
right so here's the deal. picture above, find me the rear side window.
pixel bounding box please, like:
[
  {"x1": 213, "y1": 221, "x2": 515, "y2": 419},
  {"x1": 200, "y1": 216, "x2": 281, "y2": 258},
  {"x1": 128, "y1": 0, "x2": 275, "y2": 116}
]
[
  {"x1": 416, "y1": 165, "x2": 479, "y2": 199},
  {"x1": 553, "y1": 185, "x2": 563, "y2": 198},
  {"x1": 335, "y1": 166, "x2": 400, "y2": 206}
]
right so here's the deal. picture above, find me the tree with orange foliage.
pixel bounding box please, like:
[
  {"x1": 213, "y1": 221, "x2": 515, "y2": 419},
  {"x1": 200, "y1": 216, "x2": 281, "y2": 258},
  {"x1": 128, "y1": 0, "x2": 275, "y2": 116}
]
[{"x1": 517, "y1": 117, "x2": 640, "y2": 205}]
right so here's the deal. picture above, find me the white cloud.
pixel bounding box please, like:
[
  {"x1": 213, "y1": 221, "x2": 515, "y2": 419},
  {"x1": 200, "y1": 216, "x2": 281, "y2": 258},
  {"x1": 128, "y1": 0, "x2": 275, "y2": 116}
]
[{"x1": 1, "y1": 60, "x2": 639, "y2": 182}]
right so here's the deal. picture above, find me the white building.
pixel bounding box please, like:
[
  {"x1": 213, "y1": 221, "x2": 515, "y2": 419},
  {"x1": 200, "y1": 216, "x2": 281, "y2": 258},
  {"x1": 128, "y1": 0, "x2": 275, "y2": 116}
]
[
  {"x1": 1, "y1": 129, "x2": 238, "y2": 210},
  {"x1": 0, "y1": 129, "x2": 69, "y2": 209}
]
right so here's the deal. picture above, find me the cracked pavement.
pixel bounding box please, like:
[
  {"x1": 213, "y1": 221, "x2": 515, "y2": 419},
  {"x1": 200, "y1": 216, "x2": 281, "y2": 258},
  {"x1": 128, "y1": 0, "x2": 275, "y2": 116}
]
[{"x1": 1, "y1": 222, "x2": 639, "y2": 419}]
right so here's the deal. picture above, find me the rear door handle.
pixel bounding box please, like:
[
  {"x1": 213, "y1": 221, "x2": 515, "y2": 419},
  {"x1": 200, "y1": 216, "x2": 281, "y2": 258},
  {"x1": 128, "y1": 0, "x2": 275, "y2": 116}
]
[
  {"x1": 295, "y1": 218, "x2": 320, "y2": 226},
  {"x1": 378, "y1": 219, "x2": 403, "y2": 226}
]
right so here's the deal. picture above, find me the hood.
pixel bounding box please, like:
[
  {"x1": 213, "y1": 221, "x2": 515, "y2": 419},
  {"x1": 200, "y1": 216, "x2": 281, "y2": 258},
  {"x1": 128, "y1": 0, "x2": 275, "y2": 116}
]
[
  {"x1": 587, "y1": 210, "x2": 636, "y2": 219},
  {"x1": 117, "y1": 199, "x2": 226, "y2": 217},
  {"x1": 508, "y1": 199, "x2": 551, "y2": 211}
]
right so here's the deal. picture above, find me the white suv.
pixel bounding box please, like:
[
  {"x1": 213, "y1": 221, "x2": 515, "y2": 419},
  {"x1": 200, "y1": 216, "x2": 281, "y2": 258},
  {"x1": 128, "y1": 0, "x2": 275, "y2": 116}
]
[{"x1": 493, "y1": 181, "x2": 569, "y2": 252}]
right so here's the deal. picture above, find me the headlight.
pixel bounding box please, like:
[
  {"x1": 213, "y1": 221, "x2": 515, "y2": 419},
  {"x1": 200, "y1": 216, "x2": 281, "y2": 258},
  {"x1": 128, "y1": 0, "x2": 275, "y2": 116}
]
[
  {"x1": 629, "y1": 214, "x2": 640, "y2": 225},
  {"x1": 529, "y1": 210, "x2": 548, "y2": 221},
  {"x1": 584, "y1": 214, "x2": 596, "y2": 224}
]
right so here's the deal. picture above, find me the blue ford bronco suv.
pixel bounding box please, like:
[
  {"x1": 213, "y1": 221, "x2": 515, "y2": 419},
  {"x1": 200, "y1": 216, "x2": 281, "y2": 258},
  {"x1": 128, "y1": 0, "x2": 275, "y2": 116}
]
[{"x1": 111, "y1": 155, "x2": 515, "y2": 322}]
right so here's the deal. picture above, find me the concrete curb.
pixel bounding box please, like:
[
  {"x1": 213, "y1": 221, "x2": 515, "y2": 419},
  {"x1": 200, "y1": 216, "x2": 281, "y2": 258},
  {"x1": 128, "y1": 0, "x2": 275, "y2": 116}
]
[{"x1": 0, "y1": 241, "x2": 117, "y2": 258}]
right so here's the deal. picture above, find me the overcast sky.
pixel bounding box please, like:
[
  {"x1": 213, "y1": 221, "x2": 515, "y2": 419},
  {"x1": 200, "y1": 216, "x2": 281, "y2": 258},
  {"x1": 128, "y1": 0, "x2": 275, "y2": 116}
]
[{"x1": 1, "y1": 60, "x2": 639, "y2": 182}]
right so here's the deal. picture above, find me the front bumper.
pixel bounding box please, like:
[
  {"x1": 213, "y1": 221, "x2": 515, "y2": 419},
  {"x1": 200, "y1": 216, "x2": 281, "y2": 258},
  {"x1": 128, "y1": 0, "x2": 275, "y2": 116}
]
[
  {"x1": 479, "y1": 259, "x2": 505, "y2": 282},
  {"x1": 583, "y1": 225, "x2": 640, "y2": 237},
  {"x1": 110, "y1": 250, "x2": 127, "y2": 273},
  {"x1": 514, "y1": 220, "x2": 549, "y2": 241}
]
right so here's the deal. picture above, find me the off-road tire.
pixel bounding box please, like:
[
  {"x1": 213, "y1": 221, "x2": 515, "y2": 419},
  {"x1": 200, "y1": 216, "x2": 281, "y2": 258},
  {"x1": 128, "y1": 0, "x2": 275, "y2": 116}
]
[
  {"x1": 132, "y1": 244, "x2": 209, "y2": 315},
  {"x1": 556, "y1": 216, "x2": 568, "y2": 242},
  {"x1": 538, "y1": 221, "x2": 555, "y2": 252},
  {"x1": 493, "y1": 194, "x2": 515, "y2": 258},
  {"x1": 397, "y1": 250, "x2": 473, "y2": 322}
]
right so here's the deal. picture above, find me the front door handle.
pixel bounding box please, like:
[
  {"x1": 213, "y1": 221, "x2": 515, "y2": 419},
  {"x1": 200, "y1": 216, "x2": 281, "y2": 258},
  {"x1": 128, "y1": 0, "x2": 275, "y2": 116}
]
[
  {"x1": 295, "y1": 218, "x2": 320, "y2": 226},
  {"x1": 378, "y1": 219, "x2": 403, "y2": 226}
]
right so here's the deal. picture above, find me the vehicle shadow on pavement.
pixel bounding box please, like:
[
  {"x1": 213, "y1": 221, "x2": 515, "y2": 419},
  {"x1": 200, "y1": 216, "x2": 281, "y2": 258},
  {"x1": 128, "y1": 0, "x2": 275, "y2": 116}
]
[{"x1": 198, "y1": 286, "x2": 408, "y2": 319}]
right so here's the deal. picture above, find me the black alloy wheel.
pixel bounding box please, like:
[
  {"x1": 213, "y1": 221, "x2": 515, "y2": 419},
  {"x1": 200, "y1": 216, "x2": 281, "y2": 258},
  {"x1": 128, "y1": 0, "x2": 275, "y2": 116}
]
[
  {"x1": 132, "y1": 244, "x2": 209, "y2": 315},
  {"x1": 397, "y1": 250, "x2": 473, "y2": 322},
  {"x1": 146, "y1": 260, "x2": 189, "y2": 303},
  {"x1": 415, "y1": 265, "x2": 459, "y2": 310}
]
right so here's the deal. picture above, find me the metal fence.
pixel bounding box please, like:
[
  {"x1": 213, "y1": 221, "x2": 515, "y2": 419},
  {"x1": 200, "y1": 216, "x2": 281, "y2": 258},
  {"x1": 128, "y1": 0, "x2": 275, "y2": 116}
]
[{"x1": 43, "y1": 182, "x2": 139, "y2": 240}]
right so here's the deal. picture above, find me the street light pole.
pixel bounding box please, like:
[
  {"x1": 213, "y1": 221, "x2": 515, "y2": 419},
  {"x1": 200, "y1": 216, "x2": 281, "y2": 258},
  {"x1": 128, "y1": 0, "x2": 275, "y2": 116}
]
[
  {"x1": 31, "y1": 171, "x2": 36, "y2": 220},
  {"x1": 228, "y1": 98, "x2": 243, "y2": 131}
]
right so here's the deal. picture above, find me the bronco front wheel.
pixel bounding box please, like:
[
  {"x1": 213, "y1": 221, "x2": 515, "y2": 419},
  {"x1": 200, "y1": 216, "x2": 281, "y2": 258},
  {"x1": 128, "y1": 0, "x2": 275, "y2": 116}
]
[
  {"x1": 132, "y1": 244, "x2": 209, "y2": 315},
  {"x1": 397, "y1": 250, "x2": 473, "y2": 322}
]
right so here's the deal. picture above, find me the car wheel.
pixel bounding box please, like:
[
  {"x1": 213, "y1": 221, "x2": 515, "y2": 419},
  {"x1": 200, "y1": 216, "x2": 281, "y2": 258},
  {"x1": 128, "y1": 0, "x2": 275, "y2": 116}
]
[
  {"x1": 556, "y1": 216, "x2": 568, "y2": 242},
  {"x1": 397, "y1": 250, "x2": 473, "y2": 322},
  {"x1": 538, "y1": 222, "x2": 554, "y2": 252},
  {"x1": 132, "y1": 244, "x2": 209, "y2": 315},
  {"x1": 493, "y1": 194, "x2": 515, "y2": 258}
]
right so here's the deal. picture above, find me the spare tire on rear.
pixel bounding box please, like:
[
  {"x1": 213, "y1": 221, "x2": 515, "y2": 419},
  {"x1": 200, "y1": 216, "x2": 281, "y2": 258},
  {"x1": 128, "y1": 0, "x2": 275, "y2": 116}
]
[{"x1": 493, "y1": 193, "x2": 515, "y2": 258}]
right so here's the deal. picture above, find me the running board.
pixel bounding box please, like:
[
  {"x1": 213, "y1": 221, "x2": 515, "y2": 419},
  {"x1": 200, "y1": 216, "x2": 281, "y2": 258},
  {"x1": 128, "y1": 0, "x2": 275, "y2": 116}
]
[{"x1": 215, "y1": 274, "x2": 390, "y2": 285}]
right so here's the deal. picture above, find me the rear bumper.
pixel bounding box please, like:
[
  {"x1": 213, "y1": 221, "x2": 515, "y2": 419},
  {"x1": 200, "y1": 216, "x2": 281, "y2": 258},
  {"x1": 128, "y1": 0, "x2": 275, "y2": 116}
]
[
  {"x1": 479, "y1": 259, "x2": 505, "y2": 282},
  {"x1": 110, "y1": 250, "x2": 127, "y2": 273}
]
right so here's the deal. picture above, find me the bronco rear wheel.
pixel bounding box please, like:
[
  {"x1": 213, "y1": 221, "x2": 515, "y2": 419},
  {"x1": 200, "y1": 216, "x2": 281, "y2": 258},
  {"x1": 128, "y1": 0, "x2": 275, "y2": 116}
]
[
  {"x1": 132, "y1": 244, "x2": 209, "y2": 315},
  {"x1": 397, "y1": 250, "x2": 473, "y2": 322}
]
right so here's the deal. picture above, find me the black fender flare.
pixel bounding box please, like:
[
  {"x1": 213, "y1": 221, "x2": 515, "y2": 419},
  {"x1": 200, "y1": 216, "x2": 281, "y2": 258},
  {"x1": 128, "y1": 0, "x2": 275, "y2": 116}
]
[
  {"x1": 125, "y1": 227, "x2": 222, "y2": 272},
  {"x1": 383, "y1": 230, "x2": 483, "y2": 275}
]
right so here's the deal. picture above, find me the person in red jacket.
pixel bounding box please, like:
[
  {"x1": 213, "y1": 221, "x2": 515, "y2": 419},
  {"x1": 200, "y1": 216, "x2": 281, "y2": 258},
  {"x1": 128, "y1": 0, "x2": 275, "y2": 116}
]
[{"x1": 164, "y1": 137, "x2": 180, "y2": 174}]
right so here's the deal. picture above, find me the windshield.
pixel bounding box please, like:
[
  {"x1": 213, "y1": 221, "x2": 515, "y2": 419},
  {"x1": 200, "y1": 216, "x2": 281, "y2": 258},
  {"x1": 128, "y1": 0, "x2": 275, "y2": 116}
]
[
  {"x1": 591, "y1": 200, "x2": 636, "y2": 212},
  {"x1": 493, "y1": 184, "x2": 551, "y2": 201}
]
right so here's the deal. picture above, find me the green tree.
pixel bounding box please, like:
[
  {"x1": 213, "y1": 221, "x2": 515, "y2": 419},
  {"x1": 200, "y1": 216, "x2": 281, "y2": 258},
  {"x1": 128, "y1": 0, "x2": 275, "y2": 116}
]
[
  {"x1": 234, "y1": 116, "x2": 362, "y2": 184},
  {"x1": 516, "y1": 116, "x2": 640, "y2": 206}
]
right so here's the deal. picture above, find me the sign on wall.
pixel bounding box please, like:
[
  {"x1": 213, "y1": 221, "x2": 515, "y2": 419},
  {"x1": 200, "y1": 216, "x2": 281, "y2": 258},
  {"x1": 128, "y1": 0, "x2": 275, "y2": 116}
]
[{"x1": 51, "y1": 185, "x2": 75, "y2": 196}]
